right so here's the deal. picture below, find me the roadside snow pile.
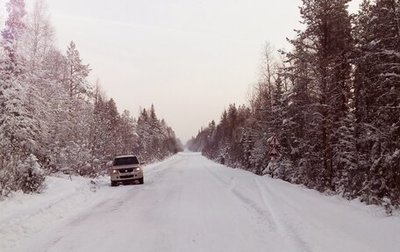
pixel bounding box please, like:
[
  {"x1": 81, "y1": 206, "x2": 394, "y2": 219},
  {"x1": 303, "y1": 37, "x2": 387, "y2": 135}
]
[{"x1": 0, "y1": 174, "x2": 113, "y2": 251}]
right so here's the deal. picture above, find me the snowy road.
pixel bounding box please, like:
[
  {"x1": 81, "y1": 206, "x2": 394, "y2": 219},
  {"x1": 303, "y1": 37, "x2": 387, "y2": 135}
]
[{"x1": 1, "y1": 152, "x2": 400, "y2": 252}]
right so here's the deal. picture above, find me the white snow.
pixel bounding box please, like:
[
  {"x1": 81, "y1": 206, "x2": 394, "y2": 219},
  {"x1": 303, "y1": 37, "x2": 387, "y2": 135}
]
[{"x1": 1, "y1": 153, "x2": 399, "y2": 252}]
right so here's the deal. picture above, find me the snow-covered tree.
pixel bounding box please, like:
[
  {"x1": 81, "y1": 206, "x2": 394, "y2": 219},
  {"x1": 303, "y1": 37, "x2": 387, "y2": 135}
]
[
  {"x1": 64, "y1": 41, "x2": 90, "y2": 99},
  {"x1": 0, "y1": 0, "x2": 45, "y2": 196},
  {"x1": 135, "y1": 106, "x2": 181, "y2": 162},
  {"x1": 353, "y1": 0, "x2": 400, "y2": 208},
  {"x1": 1, "y1": 0, "x2": 25, "y2": 74}
]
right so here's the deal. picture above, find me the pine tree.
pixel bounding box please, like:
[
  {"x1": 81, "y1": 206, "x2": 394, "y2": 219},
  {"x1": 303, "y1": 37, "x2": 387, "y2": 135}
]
[
  {"x1": 51, "y1": 42, "x2": 92, "y2": 175},
  {"x1": 135, "y1": 106, "x2": 180, "y2": 162},
  {"x1": 354, "y1": 0, "x2": 400, "y2": 207},
  {"x1": 64, "y1": 41, "x2": 90, "y2": 99},
  {"x1": 286, "y1": 0, "x2": 354, "y2": 190},
  {"x1": 0, "y1": 0, "x2": 44, "y2": 196},
  {"x1": 282, "y1": 35, "x2": 315, "y2": 185},
  {"x1": 1, "y1": 0, "x2": 26, "y2": 75}
]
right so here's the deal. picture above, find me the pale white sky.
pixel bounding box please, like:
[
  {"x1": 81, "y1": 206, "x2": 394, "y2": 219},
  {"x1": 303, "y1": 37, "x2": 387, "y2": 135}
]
[{"x1": 37, "y1": 0, "x2": 360, "y2": 142}]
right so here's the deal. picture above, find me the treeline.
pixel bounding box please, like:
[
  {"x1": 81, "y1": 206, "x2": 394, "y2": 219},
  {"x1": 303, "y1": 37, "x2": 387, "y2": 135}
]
[
  {"x1": 0, "y1": 0, "x2": 182, "y2": 197},
  {"x1": 188, "y1": 0, "x2": 400, "y2": 211}
]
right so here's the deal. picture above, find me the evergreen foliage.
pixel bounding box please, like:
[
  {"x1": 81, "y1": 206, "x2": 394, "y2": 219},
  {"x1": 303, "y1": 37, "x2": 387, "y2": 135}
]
[{"x1": 189, "y1": 0, "x2": 400, "y2": 210}]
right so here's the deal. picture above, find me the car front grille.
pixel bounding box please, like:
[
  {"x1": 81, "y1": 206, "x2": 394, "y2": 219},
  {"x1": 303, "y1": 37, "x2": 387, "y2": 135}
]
[{"x1": 119, "y1": 168, "x2": 134, "y2": 173}]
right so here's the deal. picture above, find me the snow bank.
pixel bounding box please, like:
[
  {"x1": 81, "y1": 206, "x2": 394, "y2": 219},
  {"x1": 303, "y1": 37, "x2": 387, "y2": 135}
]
[{"x1": 0, "y1": 175, "x2": 108, "y2": 251}]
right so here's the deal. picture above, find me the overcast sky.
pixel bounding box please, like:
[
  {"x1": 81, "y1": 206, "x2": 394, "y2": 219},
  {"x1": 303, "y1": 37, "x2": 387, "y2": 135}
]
[{"x1": 35, "y1": 0, "x2": 361, "y2": 142}]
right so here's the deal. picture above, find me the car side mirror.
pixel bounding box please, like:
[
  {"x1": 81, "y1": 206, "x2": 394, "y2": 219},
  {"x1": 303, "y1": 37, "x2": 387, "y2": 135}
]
[
  {"x1": 106, "y1": 161, "x2": 113, "y2": 168},
  {"x1": 141, "y1": 161, "x2": 146, "y2": 165}
]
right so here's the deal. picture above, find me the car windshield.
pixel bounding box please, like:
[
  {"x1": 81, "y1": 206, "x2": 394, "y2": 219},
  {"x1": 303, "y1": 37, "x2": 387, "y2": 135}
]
[{"x1": 113, "y1": 156, "x2": 139, "y2": 166}]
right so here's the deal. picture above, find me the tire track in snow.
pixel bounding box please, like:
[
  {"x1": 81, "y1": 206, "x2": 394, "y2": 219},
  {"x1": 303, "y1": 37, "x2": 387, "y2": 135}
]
[
  {"x1": 204, "y1": 165, "x2": 278, "y2": 233},
  {"x1": 254, "y1": 178, "x2": 312, "y2": 252},
  {"x1": 204, "y1": 164, "x2": 312, "y2": 252},
  {"x1": 144, "y1": 156, "x2": 186, "y2": 184}
]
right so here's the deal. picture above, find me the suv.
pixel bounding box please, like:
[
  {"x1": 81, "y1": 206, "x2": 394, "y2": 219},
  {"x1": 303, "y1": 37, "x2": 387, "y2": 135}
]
[{"x1": 110, "y1": 155, "x2": 144, "y2": 186}]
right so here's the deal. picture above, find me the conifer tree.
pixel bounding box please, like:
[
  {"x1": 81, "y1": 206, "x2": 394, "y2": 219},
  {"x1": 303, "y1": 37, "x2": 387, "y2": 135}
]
[
  {"x1": 286, "y1": 0, "x2": 354, "y2": 190},
  {"x1": 354, "y1": 0, "x2": 400, "y2": 207},
  {"x1": 0, "y1": 0, "x2": 44, "y2": 196}
]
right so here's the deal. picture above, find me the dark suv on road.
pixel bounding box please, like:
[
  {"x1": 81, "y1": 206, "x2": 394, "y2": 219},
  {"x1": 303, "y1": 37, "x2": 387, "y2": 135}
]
[{"x1": 110, "y1": 155, "x2": 144, "y2": 186}]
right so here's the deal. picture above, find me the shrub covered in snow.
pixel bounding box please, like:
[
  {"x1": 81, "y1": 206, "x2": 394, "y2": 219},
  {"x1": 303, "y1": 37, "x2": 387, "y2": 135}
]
[{"x1": 0, "y1": 154, "x2": 45, "y2": 197}]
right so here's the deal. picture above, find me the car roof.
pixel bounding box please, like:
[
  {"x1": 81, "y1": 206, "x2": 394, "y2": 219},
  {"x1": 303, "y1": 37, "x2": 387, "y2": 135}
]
[{"x1": 114, "y1": 155, "x2": 137, "y2": 159}]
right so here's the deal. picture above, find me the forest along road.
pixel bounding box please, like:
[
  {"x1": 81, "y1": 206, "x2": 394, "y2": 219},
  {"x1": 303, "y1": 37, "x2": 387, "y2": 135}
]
[{"x1": 15, "y1": 153, "x2": 400, "y2": 252}]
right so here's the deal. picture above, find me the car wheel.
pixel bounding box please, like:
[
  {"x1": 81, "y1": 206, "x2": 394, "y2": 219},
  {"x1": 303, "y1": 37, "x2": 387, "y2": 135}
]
[
  {"x1": 138, "y1": 178, "x2": 144, "y2": 184},
  {"x1": 111, "y1": 181, "x2": 117, "y2": 187}
]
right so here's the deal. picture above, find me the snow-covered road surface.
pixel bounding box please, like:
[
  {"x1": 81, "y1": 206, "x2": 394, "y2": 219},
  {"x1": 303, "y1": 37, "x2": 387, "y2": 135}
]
[{"x1": 1, "y1": 152, "x2": 400, "y2": 252}]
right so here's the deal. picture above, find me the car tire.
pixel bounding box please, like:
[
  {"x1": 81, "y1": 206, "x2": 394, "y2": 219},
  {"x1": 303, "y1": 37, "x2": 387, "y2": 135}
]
[
  {"x1": 138, "y1": 178, "x2": 144, "y2": 184},
  {"x1": 111, "y1": 181, "x2": 117, "y2": 187}
]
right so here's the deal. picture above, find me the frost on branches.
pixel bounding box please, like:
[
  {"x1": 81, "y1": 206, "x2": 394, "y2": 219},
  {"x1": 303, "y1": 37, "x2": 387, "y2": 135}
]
[
  {"x1": 0, "y1": 0, "x2": 45, "y2": 197},
  {"x1": 0, "y1": 0, "x2": 182, "y2": 197}
]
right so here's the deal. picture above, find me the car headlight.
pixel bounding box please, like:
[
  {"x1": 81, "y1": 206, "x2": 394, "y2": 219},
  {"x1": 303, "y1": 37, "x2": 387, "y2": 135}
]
[
  {"x1": 136, "y1": 168, "x2": 141, "y2": 171},
  {"x1": 112, "y1": 169, "x2": 118, "y2": 174}
]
